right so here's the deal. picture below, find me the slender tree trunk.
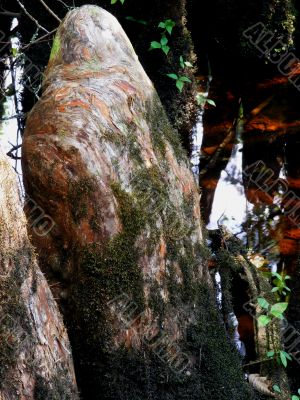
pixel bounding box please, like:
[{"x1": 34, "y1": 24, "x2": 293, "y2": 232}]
[{"x1": 0, "y1": 147, "x2": 79, "y2": 399}]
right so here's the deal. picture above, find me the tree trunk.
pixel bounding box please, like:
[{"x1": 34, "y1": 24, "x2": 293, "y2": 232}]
[
  {"x1": 0, "y1": 148, "x2": 78, "y2": 399},
  {"x1": 22, "y1": 6, "x2": 250, "y2": 399}
]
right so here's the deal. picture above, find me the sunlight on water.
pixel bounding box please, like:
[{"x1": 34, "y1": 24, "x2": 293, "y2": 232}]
[
  {"x1": 0, "y1": 18, "x2": 23, "y2": 192},
  {"x1": 191, "y1": 112, "x2": 204, "y2": 179},
  {"x1": 207, "y1": 138, "x2": 252, "y2": 238}
]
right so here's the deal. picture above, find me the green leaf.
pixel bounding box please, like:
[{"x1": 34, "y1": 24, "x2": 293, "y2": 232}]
[
  {"x1": 176, "y1": 80, "x2": 184, "y2": 92},
  {"x1": 271, "y1": 302, "x2": 288, "y2": 315},
  {"x1": 280, "y1": 351, "x2": 287, "y2": 367},
  {"x1": 206, "y1": 99, "x2": 216, "y2": 106},
  {"x1": 267, "y1": 351, "x2": 275, "y2": 357},
  {"x1": 160, "y1": 36, "x2": 168, "y2": 46},
  {"x1": 258, "y1": 297, "x2": 270, "y2": 310},
  {"x1": 195, "y1": 93, "x2": 206, "y2": 106},
  {"x1": 281, "y1": 351, "x2": 292, "y2": 360},
  {"x1": 272, "y1": 384, "x2": 281, "y2": 393},
  {"x1": 261, "y1": 271, "x2": 272, "y2": 278},
  {"x1": 292, "y1": 396, "x2": 299, "y2": 400},
  {"x1": 150, "y1": 41, "x2": 161, "y2": 50},
  {"x1": 111, "y1": 0, "x2": 118, "y2": 3},
  {"x1": 273, "y1": 278, "x2": 281, "y2": 287},
  {"x1": 179, "y1": 76, "x2": 191, "y2": 83},
  {"x1": 120, "y1": 0, "x2": 125, "y2": 3},
  {"x1": 179, "y1": 56, "x2": 184, "y2": 68},
  {"x1": 158, "y1": 19, "x2": 175, "y2": 34},
  {"x1": 11, "y1": 47, "x2": 18, "y2": 57},
  {"x1": 258, "y1": 315, "x2": 272, "y2": 327},
  {"x1": 271, "y1": 287, "x2": 280, "y2": 292},
  {"x1": 164, "y1": 19, "x2": 175, "y2": 35},
  {"x1": 285, "y1": 287, "x2": 291, "y2": 292},
  {"x1": 166, "y1": 73, "x2": 178, "y2": 80},
  {"x1": 271, "y1": 310, "x2": 284, "y2": 319},
  {"x1": 285, "y1": 275, "x2": 291, "y2": 280},
  {"x1": 184, "y1": 61, "x2": 193, "y2": 67},
  {"x1": 298, "y1": 389, "x2": 300, "y2": 395},
  {"x1": 272, "y1": 272, "x2": 283, "y2": 281},
  {"x1": 161, "y1": 45, "x2": 170, "y2": 55}
]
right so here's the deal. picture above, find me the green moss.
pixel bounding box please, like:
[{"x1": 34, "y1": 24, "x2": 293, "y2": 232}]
[
  {"x1": 68, "y1": 177, "x2": 97, "y2": 224},
  {"x1": 64, "y1": 171, "x2": 254, "y2": 399},
  {"x1": 185, "y1": 284, "x2": 251, "y2": 400},
  {"x1": 0, "y1": 247, "x2": 33, "y2": 386},
  {"x1": 216, "y1": 248, "x2": 243, "y2": 274},
  {"x1": 194, "y1": 241, "x2": 212, "y2": 262},
  {"x1": 49, "y1": 35, "x2": 61, "y2": 61},
  {"x1": 145, "y1": 94, "x2": 187, "y2": 161},
  {"x1": 34, "y1": 368, "x2": 77, "y2": 400},
  {"x1": 127, "y1": 131, "x2": 144, "y2": 164},
  {"x1": 148, "y1": 281, "x2": 165, "y2": 319},
  {"x1": 80, "y1": 181, "x2": 145, "y2": 307},
  {"x1": 165, "y1": 235, "x2": 212, "y2": 307}
]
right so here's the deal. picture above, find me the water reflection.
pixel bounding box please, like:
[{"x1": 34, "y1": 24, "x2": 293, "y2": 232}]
[
  {"x1": 200, "y1": 72, "x2": 300, "y2": 376},
  {"x1": 0, "y1": 18, "x2": 23, "y2": 193},
  {"x1": 201, "y1": 72, "x2": 300, "y2": 265}
]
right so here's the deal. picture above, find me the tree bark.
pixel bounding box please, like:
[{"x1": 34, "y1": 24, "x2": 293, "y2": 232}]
[
  {"x1": 22, "y1": 5, "x2": 250, "y2": 399},
  {"x1": 0, "y1": 148, "x2": 78, "y2": 399}
]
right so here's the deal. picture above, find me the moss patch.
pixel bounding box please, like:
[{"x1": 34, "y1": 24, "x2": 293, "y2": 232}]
[
  {"x1": 185, "y1": 284, "x2": 251, "y2": 400},
  {"x1": 82, "y1": 181, "x2": 145, "y2": 302},
  {"x1": 0, "y1": 246, "x2": 33, "y2": 386},
  {"x1": 68, "y1": 177, "x2": 97, "y2": 224},
  {"x1": 34, "y1": 367, "x2": 77, "y2": 400},
  {"x1": 49, "y1": 35, "x2": 61, "y2": 61}
]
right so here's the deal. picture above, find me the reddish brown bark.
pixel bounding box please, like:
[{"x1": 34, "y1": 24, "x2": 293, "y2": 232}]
[
  {"x1": 0, "y1": 147, "x2": 78, "y2": 399},
  {"x1": 22, "y1": 6, "x2": 250, "y2": 399}
]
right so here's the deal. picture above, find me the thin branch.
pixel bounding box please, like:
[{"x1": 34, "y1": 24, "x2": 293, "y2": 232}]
[
  {"x1": 0, "y1": 7, "x2": 21, "y2": 18},
  {"x1": 55, "y1": 0, "x2": 72, "y2": 9},
  {"x1": 242, "y1": 358, "x2": 271, "y2": 368},
  {"x1": 21, "y1": 29, "x2": 57, "y2": 52},
  {"x1": 7, "y1": 144, "x2": 22, "y2": 160},
  {"x1": 199, "y1": 119, "x2": 238, "y2": 179},
  {"x1": 0, "y1": 113, "x2": 26, "y2": 121},
  {"x1": 16, "y1": 0, "x2": 49, "y2": 34},
  {"x1": 8, "y1": 55, "x2": 23, "y2": 170},
  {"x1": 37, "y1": 0, "x2": 62, "y2": 23}
]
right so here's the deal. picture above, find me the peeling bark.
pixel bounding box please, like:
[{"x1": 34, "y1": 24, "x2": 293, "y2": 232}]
[{"x1": 0, "y1": 148, "x2": 78, "y2": 399}]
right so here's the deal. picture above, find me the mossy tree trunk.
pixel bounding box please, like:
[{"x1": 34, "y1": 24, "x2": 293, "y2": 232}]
[
  {"x1": 22, "y1": 6, "x2": 250, "y2": 399},
  {"x1": 0, "y1": 147, "x2": 78, "y2": 399}
]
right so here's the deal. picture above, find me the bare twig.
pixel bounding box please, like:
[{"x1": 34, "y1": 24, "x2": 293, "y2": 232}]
[
  {"x1": 242, "y1": 358, "x2": 272, "y2": 368},
  {"x1": 16, "y1": 0, "x2": 49, "y2": 34},
  {"x1": 199, "y1": 120, "x2": 238, "y2": 179},
  {"x1": 199, "y1": 95, "x2": 276, "y2": 180},
  {"x1": 56, "y1": 0, "x2": 72, "y2": 9},
  {"x1": 7, "y1": 144, "x2": 22, "y2": 160},
  {"x1": 0, "y1": 113, "x2": 26, "y2": 121},
  {"x1": 242, "y1": 351, "x2": 300, "y2": 368},
  {"x1": 0, "y1": 7, "x2": 21, "y2": 18},
  {"x1": 8, "y1": 55, "x2": 23, "y2": 170},
  {"x1": 37, "y1": 0, "x2": 61, "y2": 23},
  {"x1": 21, "y1": 29, "x2": 57, "y2": 52}
]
